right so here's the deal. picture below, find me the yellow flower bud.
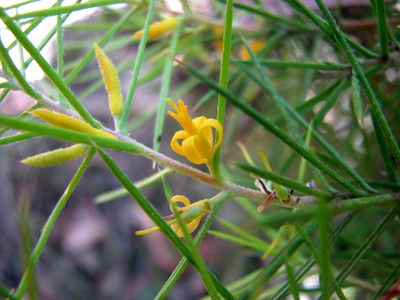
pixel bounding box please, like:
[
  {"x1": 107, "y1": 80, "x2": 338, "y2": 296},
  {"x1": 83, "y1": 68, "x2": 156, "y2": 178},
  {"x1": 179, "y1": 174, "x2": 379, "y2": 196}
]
[
  {"x1": 31, "y1": 109, "x2": 116, "y2": 139},
  {"x1": 21, "y1": 144, "x2": 88, "y2": 167},
  {"x1": 239, "y1": 39, "x2": 265, "y2": 60},
  {"x1": 94, "y1": 44, "x2": 124, "y2": 117},
  {"x1": 213, "y1": 26, "x2": 224, "y2": 54},
  {"x1": 132, "y1": 17, "x2": 178, "y2": 39}
]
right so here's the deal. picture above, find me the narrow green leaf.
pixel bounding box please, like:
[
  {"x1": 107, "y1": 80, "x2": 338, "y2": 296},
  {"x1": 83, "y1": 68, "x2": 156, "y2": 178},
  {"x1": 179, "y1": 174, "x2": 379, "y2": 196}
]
[
  {"x1": 244, "y1": 221, "x2": 317, "y2": 299},
  {"x1": 351, "y1": 72, "x2": 363, "y2": 123},
  {"x1": 236, "y1": 60, "x2": 350, "y2": 71},
  {"x1": 338, "y1": 235, "x2": 396, "y2": 268},
  {"x1": 240, "y1": 37, "x2": 302, "y2": 142},
  {"x1": 0, "y1": 38, "x2": 43, "y2": 102},
  {"x1": 295, "y1": 80, "x2": 344, "y2": 114},
  {"x1": 120, "y1": 0, "x2": 157, "y2": 134},
  {"x1": 0, "y1": 115, "x2": 149, "y2": 163},
  {"x1": 65, "y1": 6, "x2": 139, "y2": 84},
  {"x1": 371, "y1": 113, "x2": 397, "y2": 183},
  {"x1": 317, "y1": 202, "x2": 332, "y2": 299},
  {"x1": 10, "y1": 0, "x2": 123, "y2": 19},
  {"x1": 0, "y1": 283, "x2": 16, "y2": 300},
  {"x1": 283, "y1": 256, "x2": 300, "y2": 300},
  {"x1": 181, "y1": 61, "x2": 366, "y2": 196},
  {"x1": 295, "y1": 222, "x2": 347, "y2": 300},
  {"x1": 208, "y1": 230, "x2": 266, "y2": 251},
  {"x1": 238, "y1": 164, "x2": 332, "y2": 199},
  {"x1": 271, "y1": 213, "x2": 356, "y2": 300},
  {"x1": 374, "y1": 0, "x2": 390, "y2": 59},
  {"x1": 218, "y1": 218, "x2": 269, "y2": 248},
  {"x1": 260, "y1": 194, "x2": 398, "y2": 226},
  {"x1": 95, "y1": 168, "x2": 172, "y2": 204},
  {"x1": 0, "y1": 132, "x2": 38, "y2": 146},
  {"x1": 15, "y1": 148, "x2": 96, "y2": 299},
  {"x1": 372, "y1": 259, "x2": 400, "y2": 299},
  {"x1": 285, "y1": 93, "x2": 377, "y2": 194},
  {"x1": 260, "y1": 70, "x2": 375, "y2": 192},
  {"x1": 334, "y1": 203, "x2": 400, "y2": 294},
  {"x1": 213, "y1": 0, "x2": 233, "y2": 179},
  {"x1": 218, "y1": 0, "x2": 312, "y2": 31},
  {"x1": 284, "y1": 0, "x2": 378, "y2": 58},
  {"x1": 18, "y1": 196, "x2": 38, "y2": 300},
  {"x1": 56, "y1": 0, "x2": 68, "y2": 107},
  {"x1": 312, "y1": 80, "x2": 345, "y2": 128},
  {"x1": 315, "y1": 0, "x2": 400, "y2": 168},
  {"x1": 153, "y1": 17, "x2": 185, "y2": 152},
  {"x1": 0, "y1": 7, "x2": 99, "y2": 127},
  {"x1": 20, "y1": 4, "x2": 73, "y2": 74},
  {"x1": 297, "y1": 124, "x2": 312, "y2": 183}
]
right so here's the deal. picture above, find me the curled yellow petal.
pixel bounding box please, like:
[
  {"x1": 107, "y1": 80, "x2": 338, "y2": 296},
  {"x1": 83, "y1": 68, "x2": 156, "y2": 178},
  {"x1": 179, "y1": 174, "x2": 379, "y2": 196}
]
[
  {"x1": 182, "y1": 135, "x2": 208, "y2": 164},
  {"x1": 200, "y1": 118, "x2": 223, "y2": 154},
  {"x1": 171, "y1": 217, "x2": 201, "y2": 237},
  {"x1": 21, "y1": 144, "x2": 88, "y2": 167},
  {"x1": 31, "y1": 109, "x2": 116, "y2": 139},
  {"x1": 170, "y1": 194, "x2": 191, "y2": 211},
  {"x1": 94, "y1": 44, "x2": 123, "y2": 117},
  {"x1": 135, "y1": 225, "x2": 161, "y2": 236},
  {"x1": 132, "y1": 17, "x2": 178, "y2": 39},
  {"x1": 170, "y1": 130, "x2": 189, "y2": 156},
  {"x1": 171, "y1": 199, "x2": 210, "y2": 237}
]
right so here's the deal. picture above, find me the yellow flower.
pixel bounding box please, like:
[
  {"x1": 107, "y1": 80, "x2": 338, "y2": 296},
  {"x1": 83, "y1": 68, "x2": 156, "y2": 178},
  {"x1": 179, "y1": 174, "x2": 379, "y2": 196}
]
[
  {"x1": 132, "y1": 17, "x2": 178, "y2": 40},
  {"x1": 213, "y1": 26, "x2": 224, "y2": 54},
  {"x1": 239, "y1": 39, "x2": 265, "y2": 60},
  {"x1": 167, "y1": 99, "x2": 223, "y2": 169},
  {"x1": 135, "y1": 195, "x2": 210, "y2": 237}
]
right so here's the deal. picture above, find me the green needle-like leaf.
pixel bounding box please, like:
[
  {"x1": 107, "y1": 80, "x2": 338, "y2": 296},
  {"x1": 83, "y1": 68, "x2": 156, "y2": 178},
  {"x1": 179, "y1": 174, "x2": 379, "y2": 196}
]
[
  {"x1": 0, "y1": 7, "x2": 99, "y2": 127},
  {"x1": 15, "y1": 149, "x2": 96, "y2": 299},
  {"x1": 153, "y1": 17, "x2": 185, "y2": 152}
]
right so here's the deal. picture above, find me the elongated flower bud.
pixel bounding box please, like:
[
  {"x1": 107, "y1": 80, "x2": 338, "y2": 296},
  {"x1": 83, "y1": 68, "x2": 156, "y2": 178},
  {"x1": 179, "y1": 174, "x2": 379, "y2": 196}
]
[
  {"x1": 94, "y1": 44, "x2": 124, "y2": 117},
  {"x1": 21, "y1": 144, "x2": 88, "y2": 167},
  {"x1": 31, "y1": 109, "x2": 116, "y2": 139},
  {"x1": 132, "y1": 17, "x2": 178, "y2": 39}
]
